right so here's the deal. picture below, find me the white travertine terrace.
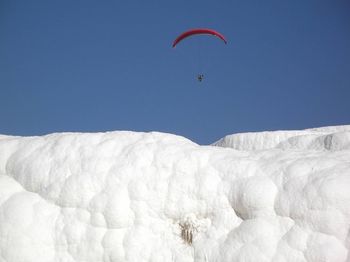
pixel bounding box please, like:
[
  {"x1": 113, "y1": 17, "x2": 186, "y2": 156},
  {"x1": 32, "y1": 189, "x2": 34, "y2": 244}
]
[{"x1": 0, "y1": 126, "x2": 349, "y2": 262}]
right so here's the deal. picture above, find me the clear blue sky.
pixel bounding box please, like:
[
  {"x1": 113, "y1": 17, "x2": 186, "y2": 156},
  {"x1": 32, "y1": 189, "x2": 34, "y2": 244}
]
[{"x1": 1, "y1": 0, "x2": 349, "y2": 144}]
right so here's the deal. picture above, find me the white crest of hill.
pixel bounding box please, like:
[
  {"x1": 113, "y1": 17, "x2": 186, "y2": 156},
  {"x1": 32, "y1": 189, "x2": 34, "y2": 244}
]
[
  {"x1": 0, "y1": 126, "x2": 349, "y2": 262},
  {"x1": 213, "y1": 125, "x2": 350, "y2": 151}
]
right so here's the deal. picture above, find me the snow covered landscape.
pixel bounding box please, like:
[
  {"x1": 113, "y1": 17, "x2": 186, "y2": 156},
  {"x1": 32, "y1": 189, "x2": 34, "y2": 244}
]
[{"x1": 0, "y1": 126, "x2": 349, "y2": 262}]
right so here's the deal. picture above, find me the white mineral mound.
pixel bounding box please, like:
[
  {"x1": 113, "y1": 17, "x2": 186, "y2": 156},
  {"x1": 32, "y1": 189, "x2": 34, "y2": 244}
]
[
  {"x1": 213, "y1": 125, "x2": 350, "y2": 151},
  {"x1": 0, "y1": 126, "x2": 349, "y2": 262}
]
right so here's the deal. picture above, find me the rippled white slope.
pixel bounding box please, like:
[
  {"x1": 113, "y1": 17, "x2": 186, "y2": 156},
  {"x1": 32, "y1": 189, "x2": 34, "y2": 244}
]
[
  {"x1": 0, "y1": 126, "x2": 349, "y2": 262},
  {"x1": 213, "y1": 125, "x2": 350, "y2": 151}
]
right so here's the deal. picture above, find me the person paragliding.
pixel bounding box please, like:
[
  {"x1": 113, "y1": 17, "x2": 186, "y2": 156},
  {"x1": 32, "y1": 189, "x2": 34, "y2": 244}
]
[
  {"x1": 197, "y1": 74, "x2": 204, "y2": 82},
  {"x1": 172, "y1": 28, "x2": 227, "y2": 82}
]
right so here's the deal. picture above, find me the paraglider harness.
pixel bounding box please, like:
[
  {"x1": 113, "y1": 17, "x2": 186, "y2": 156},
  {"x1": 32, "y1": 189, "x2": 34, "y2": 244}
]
[{"x1": 197, "y1": 74, "x2": 204, "y2": 82}]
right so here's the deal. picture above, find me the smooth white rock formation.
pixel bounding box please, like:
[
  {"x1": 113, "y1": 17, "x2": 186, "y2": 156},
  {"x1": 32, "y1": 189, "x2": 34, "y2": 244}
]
[{"x1": 0, "y1": 126, "x2": 349, "y2": 262}]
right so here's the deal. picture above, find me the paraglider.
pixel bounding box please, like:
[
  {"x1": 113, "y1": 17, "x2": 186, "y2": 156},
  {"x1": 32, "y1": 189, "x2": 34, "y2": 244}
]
[
  {"x1": 197, "y1": 74, "x2": 204, "y2": 82},
  {"x1": 172, "y1": 28, "x2": 227, "y2": 82}
]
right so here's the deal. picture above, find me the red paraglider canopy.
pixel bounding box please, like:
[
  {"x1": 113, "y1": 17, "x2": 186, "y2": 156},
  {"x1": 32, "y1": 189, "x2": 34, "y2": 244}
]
[{"x1": 172, "y1": 28, "x2": 227, "y2": 47}]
